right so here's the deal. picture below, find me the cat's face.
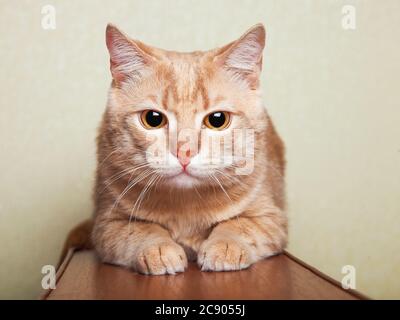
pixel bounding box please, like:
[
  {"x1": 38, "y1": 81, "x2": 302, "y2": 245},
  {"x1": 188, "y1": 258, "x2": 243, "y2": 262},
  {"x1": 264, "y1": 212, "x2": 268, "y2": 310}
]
[{"x1": 105, "y1": 24, "x2": 268, "y2": 189}]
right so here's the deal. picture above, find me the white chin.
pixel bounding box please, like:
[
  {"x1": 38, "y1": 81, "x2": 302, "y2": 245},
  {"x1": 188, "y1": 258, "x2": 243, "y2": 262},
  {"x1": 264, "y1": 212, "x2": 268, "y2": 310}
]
[{"x1": 170, "y1": 172, "x2": 198, "y2": 188}]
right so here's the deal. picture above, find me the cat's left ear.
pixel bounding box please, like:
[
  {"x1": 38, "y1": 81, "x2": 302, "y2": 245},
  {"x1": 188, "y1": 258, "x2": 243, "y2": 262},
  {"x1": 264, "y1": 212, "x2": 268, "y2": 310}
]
[
  {"x1": 105, "y1": 24, "x2": 154, "y2": 84},
  {"x1": 214, "y1": 24, "x2": 266, "y2": 89}
]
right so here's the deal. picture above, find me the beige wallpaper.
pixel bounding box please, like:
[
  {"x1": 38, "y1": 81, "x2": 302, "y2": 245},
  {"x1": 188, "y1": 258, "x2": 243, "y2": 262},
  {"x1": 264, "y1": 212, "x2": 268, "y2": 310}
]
[{"x1": 0, "y1": 0, "x2": 399, "y2": 299}]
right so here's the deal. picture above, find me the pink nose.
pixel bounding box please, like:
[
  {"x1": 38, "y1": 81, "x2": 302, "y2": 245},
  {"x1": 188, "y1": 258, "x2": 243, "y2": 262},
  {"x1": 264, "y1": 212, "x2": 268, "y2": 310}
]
[{"x1": 178, "y1": 149, "x2": 191, "y2": 169}]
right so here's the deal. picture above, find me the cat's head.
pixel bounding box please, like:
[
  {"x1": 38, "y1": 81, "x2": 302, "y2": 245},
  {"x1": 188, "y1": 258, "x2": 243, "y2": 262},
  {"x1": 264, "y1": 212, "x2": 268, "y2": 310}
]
[{"x1": 103, "y1": 24, "x2": 268, "y2": 189}]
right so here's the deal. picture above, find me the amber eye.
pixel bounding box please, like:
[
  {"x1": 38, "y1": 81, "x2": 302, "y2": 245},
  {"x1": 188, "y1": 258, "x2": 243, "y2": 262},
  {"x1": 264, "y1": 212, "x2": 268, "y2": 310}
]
[
  {"x1": 204, "y1": 111, "x2": 230, "y2": 130},
  {"x1": 140, "y1": 110, "x2": 167, "y2": 129}
]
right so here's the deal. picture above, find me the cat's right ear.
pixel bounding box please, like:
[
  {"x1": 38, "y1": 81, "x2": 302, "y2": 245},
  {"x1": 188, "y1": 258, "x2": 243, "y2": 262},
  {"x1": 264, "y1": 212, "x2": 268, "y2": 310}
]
[
  {"x1": 106, "y1": 24, "x2": 152, "y2": 84},
  {"x1": 214, "y1": 24, "x2": 266, "y2": 89}
]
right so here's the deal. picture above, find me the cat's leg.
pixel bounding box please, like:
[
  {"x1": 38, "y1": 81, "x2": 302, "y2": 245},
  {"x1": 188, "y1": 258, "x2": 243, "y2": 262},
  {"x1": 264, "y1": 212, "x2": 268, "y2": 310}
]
[
  {"x1": 198, "y1": 214, "x2": 287, "y2": 271},
  {"x1": 92, "y1": 216, "x2": 188, "y2": 275}
]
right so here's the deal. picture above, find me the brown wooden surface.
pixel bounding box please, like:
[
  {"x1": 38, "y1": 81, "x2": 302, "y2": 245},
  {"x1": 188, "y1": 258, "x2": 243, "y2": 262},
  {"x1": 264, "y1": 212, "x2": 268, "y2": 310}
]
[{"x1": 42, "y1": 249, "x2": 367, "y2": 300}]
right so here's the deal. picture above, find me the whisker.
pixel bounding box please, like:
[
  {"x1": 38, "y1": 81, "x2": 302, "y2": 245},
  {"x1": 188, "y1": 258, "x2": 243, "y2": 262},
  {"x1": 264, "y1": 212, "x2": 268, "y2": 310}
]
[
  {"x1": 98, "y1": 149, "x2": 120, "y2": 169},
  {"x1": 214, "y1": 169, "x2": 247, "y2": 187},
  {"x1": 109, "y1": 168, "x2": 152, "y2": 215},
  {"x1": 193, "y1": 184, "x2": 204, "y2": 201},
  {"x1": 99, "y1": 163, "x2": 150, "y2": 194},
  {"x1": 128, "y1": 172, "x2": 160, "y2": 232},
  {"x1": 210, "y1": 173, "x2": 231, "y2": 202}
]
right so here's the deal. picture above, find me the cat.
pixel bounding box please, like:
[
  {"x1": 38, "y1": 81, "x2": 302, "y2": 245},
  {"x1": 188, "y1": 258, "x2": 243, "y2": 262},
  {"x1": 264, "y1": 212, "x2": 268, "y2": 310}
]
[{"x1": 88, "y1": 23, "x2": 287, "y2": 275}]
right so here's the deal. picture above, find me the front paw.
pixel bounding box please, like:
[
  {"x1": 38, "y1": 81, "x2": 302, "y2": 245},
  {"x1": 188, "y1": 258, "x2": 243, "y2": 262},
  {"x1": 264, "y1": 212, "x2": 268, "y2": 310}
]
[
  {"x1": 198, "y1": 238, "x2": 255, "y2": 271},
  {"x1": 134, "y1": 241, "x2": 188, "y2": 275}
]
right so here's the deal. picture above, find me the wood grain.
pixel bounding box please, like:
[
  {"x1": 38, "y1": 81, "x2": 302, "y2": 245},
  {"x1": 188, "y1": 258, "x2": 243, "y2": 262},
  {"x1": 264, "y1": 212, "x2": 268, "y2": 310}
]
[{"x1": 43, "y1": 249, "x2": 367, "y2": 300}]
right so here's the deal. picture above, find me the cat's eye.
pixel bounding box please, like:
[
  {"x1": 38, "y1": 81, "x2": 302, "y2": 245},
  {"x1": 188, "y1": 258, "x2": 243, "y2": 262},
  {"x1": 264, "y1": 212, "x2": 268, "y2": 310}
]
[
  {"x1": 204, "y1": 111, "x2": 230, "y2": 130},
  {"x1": 140, "y1": 110, "x2": 167, "y2": 129}
]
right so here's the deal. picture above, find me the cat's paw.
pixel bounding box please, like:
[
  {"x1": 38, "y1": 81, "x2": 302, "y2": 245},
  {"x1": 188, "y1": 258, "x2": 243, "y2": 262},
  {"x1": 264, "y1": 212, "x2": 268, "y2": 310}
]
[
  {"x1": 134, "y1": 241, "x2": 188, "y2": 275},
  {"x1": 197, "y1": 238, "x2": 254, "y2": 271}
]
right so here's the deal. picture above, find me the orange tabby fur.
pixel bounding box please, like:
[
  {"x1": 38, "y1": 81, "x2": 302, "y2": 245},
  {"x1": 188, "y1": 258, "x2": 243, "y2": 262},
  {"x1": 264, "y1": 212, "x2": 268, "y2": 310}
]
[{"x1": 70, "y1": 23, "x2": 288, "y2": 275}]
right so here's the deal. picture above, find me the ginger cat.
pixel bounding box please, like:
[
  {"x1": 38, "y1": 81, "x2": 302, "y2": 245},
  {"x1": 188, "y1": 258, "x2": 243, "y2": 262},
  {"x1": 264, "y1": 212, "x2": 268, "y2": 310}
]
[{"x1": 91, "y1": 23, "x2": 287, "y2": 275}]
